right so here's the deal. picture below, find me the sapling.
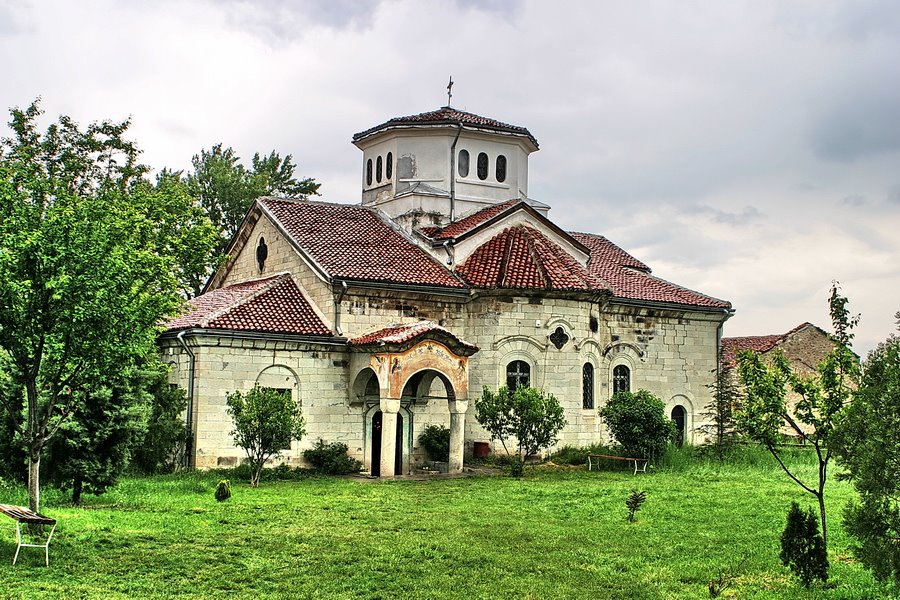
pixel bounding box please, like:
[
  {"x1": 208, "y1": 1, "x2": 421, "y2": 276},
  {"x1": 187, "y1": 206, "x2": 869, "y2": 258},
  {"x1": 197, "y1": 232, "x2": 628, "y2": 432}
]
[{"x1": 626, "y1": 490, "x2": 646, "y2": 522}]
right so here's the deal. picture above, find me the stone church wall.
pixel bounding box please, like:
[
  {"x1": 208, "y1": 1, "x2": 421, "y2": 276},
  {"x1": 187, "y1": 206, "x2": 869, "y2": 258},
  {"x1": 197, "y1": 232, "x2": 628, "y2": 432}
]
[{"x1": 161, "y1": 335, "x2": 356, "y2": 469}]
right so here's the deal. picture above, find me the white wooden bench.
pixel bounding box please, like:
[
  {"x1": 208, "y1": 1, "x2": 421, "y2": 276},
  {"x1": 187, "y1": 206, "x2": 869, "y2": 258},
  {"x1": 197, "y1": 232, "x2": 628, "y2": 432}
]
[
  {"x1": 587, "y1": 454, "x2": 649, "y2": 475},
  {"x1": 0, "y1": 504, "x2": 57, "y2": 566}
]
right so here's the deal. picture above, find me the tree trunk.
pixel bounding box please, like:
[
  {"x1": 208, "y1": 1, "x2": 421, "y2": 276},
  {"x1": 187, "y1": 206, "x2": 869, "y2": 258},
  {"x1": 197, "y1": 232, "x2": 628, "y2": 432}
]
[
  {"x1": 818, "y1": 492, "x2": 828, "y2": 548},
  {"x1": 72, "y1": 476, "x2": 83, "y2": 506},
  {"x1": 28, "y1": 448, "x2": 41, "y2": 514}
]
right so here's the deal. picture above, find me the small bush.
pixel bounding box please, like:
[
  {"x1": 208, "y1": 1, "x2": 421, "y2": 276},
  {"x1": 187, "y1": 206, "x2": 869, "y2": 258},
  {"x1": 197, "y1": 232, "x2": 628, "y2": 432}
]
[
  {"x1": 214, "y1": 479, "x2": 231, "y2": 502},
  {"x1": 303, "y1": 440, "x2": 363, "y2": 475},
  {"x1": 549, "y1": 443, "x2": 611, "y2": 466},
  {"x1": 626, "y1": 490, "x2": 646, "y2": 522},
  {"x1": 600, "y1": 389, "x2": 676, "y2": 460},
  {"x1": 780, "y1": 502, "x2": 829, "y2": 587},
  {"x1": 418, "y1": 425, "x2": 451, "y2": 462}
]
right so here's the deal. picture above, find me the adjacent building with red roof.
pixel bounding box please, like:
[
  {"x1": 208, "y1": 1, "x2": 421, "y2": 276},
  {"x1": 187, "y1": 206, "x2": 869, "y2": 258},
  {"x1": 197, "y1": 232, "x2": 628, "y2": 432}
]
[{"x1": 159, "y1": 105, "x2": 734, "y2": 475}]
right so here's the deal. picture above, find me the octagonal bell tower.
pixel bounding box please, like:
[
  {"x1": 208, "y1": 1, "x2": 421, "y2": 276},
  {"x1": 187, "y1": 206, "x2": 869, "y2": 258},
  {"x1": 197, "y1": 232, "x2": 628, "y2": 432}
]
[{"x1": 351, "y1": 106, "x2": 544, "y2": 232}]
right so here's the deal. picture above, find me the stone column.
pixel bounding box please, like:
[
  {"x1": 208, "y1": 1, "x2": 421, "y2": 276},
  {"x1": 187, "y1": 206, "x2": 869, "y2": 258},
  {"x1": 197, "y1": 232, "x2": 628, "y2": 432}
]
[
  {"x1": 379, "y1": 398, "x2": 401, "y2": 477},
  {"x1": 448, "y1": 400, "x2": 469, "y2": 473}
]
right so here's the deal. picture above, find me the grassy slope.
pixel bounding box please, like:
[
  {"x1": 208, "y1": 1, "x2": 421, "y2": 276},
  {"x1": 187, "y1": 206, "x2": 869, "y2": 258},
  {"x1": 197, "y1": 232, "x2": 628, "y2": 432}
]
[{"x1": 0, "y1": 453, "x2": 891, "y2": 599}]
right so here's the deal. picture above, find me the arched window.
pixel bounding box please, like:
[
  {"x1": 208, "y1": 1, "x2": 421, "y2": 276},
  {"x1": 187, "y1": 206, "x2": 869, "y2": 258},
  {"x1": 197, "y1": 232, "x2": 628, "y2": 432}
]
[
  {"x1": 495, "y1": 155, "x2": 507, "y2": 183},
  {"x1": 613, "y1": 364, "x2": 630, "y2": 395},
  {"x1": 385, "y1": 152, "x2": 393, "y2": 180},
  {"x1": 477, "y1": 152, "x2": 488, "y2": 180},
  {"x1": 458, "y1": 149, "x2": 469, "y2": 177},
  {"x1": 582, "y1": 363, "x2": 594, "y2": 409},
  {"x1": 376, "y1": 155, "x2": 383, "y2": 183},
  {"x1": 366, "y1": 158, "x2": 373, "y2": 186},
  {"x1": 506, "y1": 360, "x2": 530, "y2": 392}
]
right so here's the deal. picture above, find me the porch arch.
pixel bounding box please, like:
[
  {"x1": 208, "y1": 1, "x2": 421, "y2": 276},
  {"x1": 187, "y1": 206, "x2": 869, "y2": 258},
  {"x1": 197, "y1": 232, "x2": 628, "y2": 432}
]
[{"x1": 348, "y1": 322, "x2": 478, "y2": 476}]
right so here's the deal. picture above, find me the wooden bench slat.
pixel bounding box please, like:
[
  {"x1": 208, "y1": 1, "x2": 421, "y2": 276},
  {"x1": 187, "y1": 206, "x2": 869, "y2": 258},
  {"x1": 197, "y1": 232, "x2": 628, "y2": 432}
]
[{"x1": 0, "y1": 504, "x2": 56, "y2": 525}]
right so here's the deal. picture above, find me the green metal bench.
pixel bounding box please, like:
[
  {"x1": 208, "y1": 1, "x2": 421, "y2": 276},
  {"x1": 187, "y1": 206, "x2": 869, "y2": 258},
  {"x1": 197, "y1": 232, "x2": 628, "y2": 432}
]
[{"x1": 0, "y1": 504, "x2": 57, "y2": 566}]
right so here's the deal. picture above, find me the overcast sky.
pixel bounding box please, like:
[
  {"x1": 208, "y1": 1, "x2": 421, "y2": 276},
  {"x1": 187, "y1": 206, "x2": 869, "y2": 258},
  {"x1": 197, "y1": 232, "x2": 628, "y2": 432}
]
[{"x1": 2, "y1": 0, "x2": 898, "y2": 355}]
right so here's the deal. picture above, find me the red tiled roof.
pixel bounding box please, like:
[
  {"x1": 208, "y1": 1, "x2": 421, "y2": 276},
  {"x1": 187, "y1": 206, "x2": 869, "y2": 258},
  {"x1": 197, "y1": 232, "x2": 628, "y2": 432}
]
[
  {"x1": 166, "y1": 274, "x2": 331, "y2": 336},
  {"x1": 349, "y1": 321, "x2": 479, "y2": 355},
  {"x1": 457, "y1": 225, "x2": 604, "y2": 291},
  {"x1": 260, "y1": 198, "x2": 464, "y2": 289},
  {"x1": 720, "y1": 322, "x2": 823, "y2": 367},
  {"x1": 572, "y1": 232, "x2": 731, "y2": 310},
  {"x1": 430, "y1": 200, "x2": 520, "y2": 240},
  {"x1": 353, "y1": 107, "x2": 539, "y2": 148}
]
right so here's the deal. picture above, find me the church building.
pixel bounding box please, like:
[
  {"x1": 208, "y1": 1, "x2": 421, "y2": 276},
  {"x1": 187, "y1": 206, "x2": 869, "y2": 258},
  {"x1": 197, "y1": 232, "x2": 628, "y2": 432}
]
[{"x1": 159, "y1": 106, "x2": 734, "y2": 476}]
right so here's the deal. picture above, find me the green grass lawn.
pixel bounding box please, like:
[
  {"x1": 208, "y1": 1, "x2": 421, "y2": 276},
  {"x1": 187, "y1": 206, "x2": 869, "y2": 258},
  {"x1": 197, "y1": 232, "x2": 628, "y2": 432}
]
[{"x1": 0, "y1": 451, "x2": 893, "y2": 599}]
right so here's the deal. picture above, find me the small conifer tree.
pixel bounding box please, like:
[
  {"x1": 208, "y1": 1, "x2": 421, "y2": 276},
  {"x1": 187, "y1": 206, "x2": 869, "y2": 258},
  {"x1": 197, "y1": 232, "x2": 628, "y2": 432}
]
[
  {"x1": 626, "y1": 490, "x2": 647, "y2": 522},
  {"x1": 780, "y1": 502, "x2": 829, "y2": 587},
  {"x1": 214, "y1": 479, "x2": 232, "y2": 502}
]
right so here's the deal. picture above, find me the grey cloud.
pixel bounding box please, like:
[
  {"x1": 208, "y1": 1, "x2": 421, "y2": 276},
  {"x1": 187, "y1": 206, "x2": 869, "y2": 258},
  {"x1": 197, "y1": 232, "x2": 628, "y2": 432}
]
[
  {"x1": 888, "y1": 185, "x2": 900, "y2": 204},
  {"x1": 453, "y1": 0, "x2": 523, "y2": 18},
  {"x1": 681, "y1": 204, "x2": 765, "y2": 226},
  {"x1": 0, "y1": 2, "x2": 29, "y2": 35},
  {"x1": 216, "y1": 0, "x2": 380, "y2": 42},
  {"x1": 829, "y1": 0, "x2": 900, "y2": 41},
  {"x1": 841, "y1": 194, "x2": 866, "y2": 207},
  {"x1": 810, "y1": 91, "x2": 900, "y2": 161}
]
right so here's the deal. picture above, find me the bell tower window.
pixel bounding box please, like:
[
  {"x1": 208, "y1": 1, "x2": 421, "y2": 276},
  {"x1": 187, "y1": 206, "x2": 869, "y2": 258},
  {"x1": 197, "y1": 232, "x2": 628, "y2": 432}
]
[
  {"x1": 477, "y1": 152, "x2": 488, "y2": 180},
  {"x1": 376, "y1": 155, "x2": 383, "y2": 183},
  {"x1": 496, "y1": 155, "x2": 507, "y2": 183},
  {"x1": 385, "y1": 152, "x2": 393, "y2": 180},
  {"x1": 458, "y1": 149, "x2": 469, "y2": 177},
  {"x1": 366, "y1": 159, "x2": 373, "y2": 186}
]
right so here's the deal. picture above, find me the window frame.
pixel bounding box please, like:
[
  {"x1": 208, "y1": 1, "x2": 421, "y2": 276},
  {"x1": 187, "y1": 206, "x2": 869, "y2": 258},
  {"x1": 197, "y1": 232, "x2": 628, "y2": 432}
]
[
  {"x1": 582, "y1": 362, "x2": 594, "y2": 410},
  {"x1": 506, "y1": 360, "x2": 531, "y2": 392},
  {"x1": 612, "y1": 364, "x2": 631, "y2": 395},
  {"x1": 495, "y1": 154, "x2": 507, "y2": 183},
  {"x1": 476, "y1": 152, "x2": 489, "y2": 181}
]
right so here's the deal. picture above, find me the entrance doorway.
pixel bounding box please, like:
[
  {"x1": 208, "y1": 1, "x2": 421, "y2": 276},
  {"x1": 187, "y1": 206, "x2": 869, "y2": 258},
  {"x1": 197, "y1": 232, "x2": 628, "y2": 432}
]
[
  {"x1": 370, "y1": 410, "x2": 403, "y2": 476},
  {"x1": 671, "y1": 405, "x2": 686, "y2": 446}
]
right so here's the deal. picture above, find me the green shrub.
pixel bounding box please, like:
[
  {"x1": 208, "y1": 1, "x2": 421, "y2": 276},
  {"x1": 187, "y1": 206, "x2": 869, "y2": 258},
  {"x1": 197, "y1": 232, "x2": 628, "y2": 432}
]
[
  {"x1": 214, "y1": 479, "x2": 231, "y2": 502},
  {"x1": 780, "y1": 502, "x2": 829, "y2": 587},
  {"x1": 303, "y1": 440, "x2": 363, "y2": 475},
  {"x1": 418, "y1": 425, "x2": 450, "y2": 462},
  {"x1": 549, "y1": 443, "x2": 611, "y2": 466},
  {"x1": 599, "y1": 389, "x2": 675, "y2": 459}
]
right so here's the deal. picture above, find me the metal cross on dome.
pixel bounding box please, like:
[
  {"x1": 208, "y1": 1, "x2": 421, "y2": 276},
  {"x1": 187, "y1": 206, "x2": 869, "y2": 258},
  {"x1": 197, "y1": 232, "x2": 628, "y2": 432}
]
[{"x1": 447, "y1": 76, "x2": 453, "y2": 107}]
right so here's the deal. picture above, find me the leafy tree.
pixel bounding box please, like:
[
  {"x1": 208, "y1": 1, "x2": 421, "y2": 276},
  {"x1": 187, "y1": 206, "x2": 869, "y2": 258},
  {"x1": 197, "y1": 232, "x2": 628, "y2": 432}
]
[
  {"x1": 833, "y1": 331, "x2": 900, "y2": 583},
  {"x1": 780, "y1": 501, "x2": 829, "y2": 587},
  {"x1": 599, "y1": 389, "x2": 675, "y2": 460},
  {"x1": 736, "y1": 284, "x2": 859, "y2": 549},
  {"x1": 186, "y1": 144, "x2": 319, "y2": 253},
  {"x1": 0, "y1": 100, "x2": 186, "y2": 512},
  {"x1": 143, "y1": 170, "x2": 221, "y2": 298},
  {"x1": 132, "y1": 366, "x2": 191, "y2": 475},
  {"x1": 699, "y1": 367, "x2": 742, "y2": 460},
  {"x1": 43, "y1": 366, "x2": 151, "y2": 504},
  {"x1": 474, "y1": 385, "x2": 567, "y2": 476},
  {"x1": 225, "y1": 385, "x2": 305, "y2": 487}
]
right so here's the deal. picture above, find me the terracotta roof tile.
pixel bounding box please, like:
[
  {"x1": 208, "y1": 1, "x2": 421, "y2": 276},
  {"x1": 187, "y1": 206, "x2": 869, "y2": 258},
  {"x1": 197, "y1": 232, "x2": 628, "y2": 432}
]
[
  {"x1": 720, "y1": 322, "x2": 824, "y2": 366},
  {"x1": 166, "y1": 274, "x2": 331, "y2": 336},
  {"x1": 260, "y1": 198, "x2": 464, "y2": 289},
  {"x1": 430, "y1": 200, "x2": 520, "y2": 240},
  {"x1": 572, "y1": 232, "x2": 731, "y2": 310},
  {"x1": 457, "y1": 225, "x2": 604, "y2": 291},
  {"x1": 349, "y1": 321, "x2": 477, "y2": 353},
  {"x1": 353, "y1": 107, "x2": 538, "y2": 148}
]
